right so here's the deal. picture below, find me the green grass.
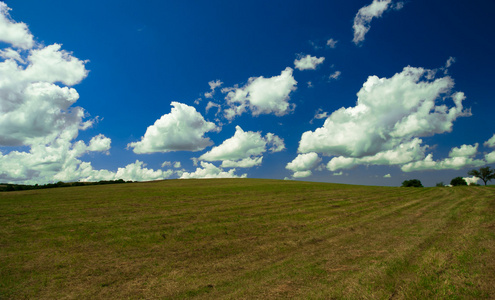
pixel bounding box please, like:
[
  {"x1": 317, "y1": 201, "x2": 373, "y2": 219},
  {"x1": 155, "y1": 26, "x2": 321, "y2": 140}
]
[{"x1": 1, "y1": 179, "x2": 494, "y2": 299}]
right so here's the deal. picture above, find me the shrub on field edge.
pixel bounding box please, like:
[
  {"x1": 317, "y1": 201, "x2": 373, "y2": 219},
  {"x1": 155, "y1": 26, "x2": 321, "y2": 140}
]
[
  {"x1": 450, "y1": 177, "x2": 467, "y2": 186},
  {"x1": 402, "y1": 179, "x2": 423, "y2": 187}
]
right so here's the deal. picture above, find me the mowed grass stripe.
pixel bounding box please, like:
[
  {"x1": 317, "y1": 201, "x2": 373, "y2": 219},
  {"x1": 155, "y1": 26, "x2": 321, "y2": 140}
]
[{"x1": 1, "y1": 179, "x2": 494, "y2": 299}]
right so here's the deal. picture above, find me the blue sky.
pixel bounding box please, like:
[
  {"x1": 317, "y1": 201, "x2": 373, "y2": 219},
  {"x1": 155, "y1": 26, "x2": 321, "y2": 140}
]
[{"x1": 1, "y1": 0, "x2": 495, "y2": 186}]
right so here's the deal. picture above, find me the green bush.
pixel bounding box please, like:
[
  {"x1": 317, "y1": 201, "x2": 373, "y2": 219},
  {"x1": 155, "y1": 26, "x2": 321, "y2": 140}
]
[
  {"x1": 450, "y1": 177, "x2": 467, "y2": 186},
  {"x1": 402, "y1": 179, "x2": 423, "y2": 187}
]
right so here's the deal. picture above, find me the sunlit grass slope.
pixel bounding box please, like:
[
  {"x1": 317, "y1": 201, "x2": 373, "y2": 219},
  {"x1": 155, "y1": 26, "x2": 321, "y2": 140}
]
[{"x1": 1, "y1": 179, "x2": 494, "y2": 299}]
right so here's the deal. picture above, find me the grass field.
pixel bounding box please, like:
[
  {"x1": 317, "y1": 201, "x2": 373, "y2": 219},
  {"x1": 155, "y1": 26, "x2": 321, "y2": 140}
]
[{"x1": 1, "y1": 179, "x2": 494, "y2": 299}]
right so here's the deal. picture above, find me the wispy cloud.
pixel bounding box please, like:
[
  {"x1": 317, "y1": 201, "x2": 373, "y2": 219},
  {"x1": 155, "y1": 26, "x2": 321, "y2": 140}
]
[
  {"x1": 353, "y1": 0, "x2": 404, "y2": 45},
  {"x1": 326, "y1": 38, "x2": 338, "y2": 48}
]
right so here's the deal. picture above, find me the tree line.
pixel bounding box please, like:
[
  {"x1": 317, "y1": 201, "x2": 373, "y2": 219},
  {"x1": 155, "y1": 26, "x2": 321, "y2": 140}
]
[
  {"x1": 0, "y1": 179, "x2": 132, "y2": 192},
  {"x1": 402, "y1": 166, "x2": 495, "y2": 187}
]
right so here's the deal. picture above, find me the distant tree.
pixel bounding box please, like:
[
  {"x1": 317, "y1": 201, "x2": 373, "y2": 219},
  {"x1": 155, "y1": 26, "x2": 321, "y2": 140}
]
[
  {"x1": 401, "y1": 179, "x2": 423, "y2": 187},
  {"x1": 450, "y1": 177, "x2": 467, "y2": 186},
  {"x1": 436, "y1": 182, "x2": 445, "y2": 187},
  {"x1": 467, "y1": 166, "x2": 495, "y2": 186}
]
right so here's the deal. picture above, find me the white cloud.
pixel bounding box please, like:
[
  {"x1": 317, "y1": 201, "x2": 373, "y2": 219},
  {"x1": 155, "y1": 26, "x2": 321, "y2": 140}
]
[
  {"x1": 401, "y1": 143, "x2": 486, "y2": 172},
  {"x1": 82, "y1": 160, "x2": 173, "y2": 183},
  {"x1": 265, "y1": 133, "x2": 286, "y2": 152},
  {"x1": 449, "y1": 143, "x2": 478, "y2": 158},
  {"x1": 353, "y1": 0, "x2": 402, "y2": 45},
  {"x1": 128, "y1": 102, "x2": 218, "y2": 154},
  {"x1": 310, "y1": 108, "x2": 329, "y2": 124},
  {"x1": 401, "y1": 154, "x2": 485, "y2": 172},
  {"x1": 329, "y1": 70, "x2": 341, "y2": 80},
  {"x1": 24, "y1": 44, "x2": 89, "y2": 86},
  {"x1": 0, "y1": 48, "x2": 24, "y2": 63},
  {"x1": 299, "y1": 65, "x2": 473, "y2": 173},
  {"x1": 205, "y1": 79, "x2": 223, "y2": 98},
  {"x1": 484, "y1": 134, "x2": 495, "y2": 148},
  {"x1": 0, "y1": 2, "x2": 174, "y2": 185},
  {"x1": 384, "y1": 174, "x2": 391, "y2": 178},
  {"x1": 0, "y1": 133, "x2": 124, "y2": 184},
  {"x1": 326, "y1": 138, "x2": 426, "y2": 171},
  {"x1": 286, "y1": 152, "x2": 321, "y2": 172},
  {"x1": 293, "y1": 171, "x2": 312, "y2": 178},
  {"x1": 485, "y1": 151, "x2": 495, "y2": 164},
  {"x1": 199, "y1": 125, "x2": 284, "y2": 168},
  {"x1": 0, "y1": 43, "x2": 90, "y2": 147},
  {"x1": 299, "y1": 66, "x2": 470, "y2": 162},
  {"x1": 401, "y1": 143, "x2": 483, "y2": 172},
  {"x1": 483, "y1": 135, "x2": 495, "y2": 165},
  {"x1": 294, "y1": 54, "x2": 325, "y2": 71},
  {"x1": 445, "y1": 56, "x2": 456, "y2": 69},
  {"x1": 0, "y1": 81, "x2": 87, "y2": 146},
  {"x1": 0, "y1": 3, "x2": 34, "y2": 49},
  {"x1": 326, "y1": 38, "x2": 338, "y2": 48},
  {"x1": 200, "y1": 126, "x2": 265, "y2": 161},
  {"x1": 110, "y1": 160, "x2": 172, "y2": 182},
  {"x1": 87, "y1": 134, "x2": 111, "y2": 153},
  {"x1": 208, "y1": 79, "x2": 223, "y2": 90},
  {"x1": 394, "y1": 2, "x2": 405, "y2": 10},
  {"x1": 463, "y1": 176, "x2": 479, "y2": 185},
  {"x1": 221, "y1": 157, "x2": 263, "y2": 168},
  {"x1": 205, "y1": 101, "x2": 222, "y2": 115},
  {"x1": 223, "y1": 67, "x2": 297, "y2": 119},
  {"x1": 180, "y1": 161, "x2": 247, "y2": 179},
  {"x1": 286, "y1": 152, "x2": 321, "y2": 178},
  {"x1": 162, "y1": 161, "x2": 182, "y2": 168}
]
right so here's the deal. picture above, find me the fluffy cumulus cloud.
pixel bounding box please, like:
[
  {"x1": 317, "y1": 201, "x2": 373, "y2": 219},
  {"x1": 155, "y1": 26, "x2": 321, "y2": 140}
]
[
  {"x1": 353, "y1": 0, "x2": 403, "y2": 45},
  {"x1": 294, "y1": 54, "x2": 325, "y2": 71},
  {"x1": 297, "y1": 65, "x2": 472, "y2": 172},
  {"x1": 199, "y1": 125, "x2": 284, "y2": 168},
  {"x1": 327, "y1": 138, "x2": 426, "y2": 171},
  {"x1": 222, "y1": 67, "x2": 297, "y2": 119},
  {"x1": 87, "y1": 134, "x2": 112, "y2": 153},
  {"x1": 179, "y1": 162, "x2": 247, "y2": 179},
  {"x1": 484, "y1": 134, "x2": 495, "y2": 148},
  {"x1": 401, "y1": 143, "x2": 484, "y2": 172},
  {"x1": 0, "y1": 2, "x2": 171, "y2": 184},
  {"x1": 82, "y1": 160, "x2": 173, "y2": 182},
  {"x1": 0, "y1": 48, "x2": 25, "y2": 63},
  {"x1": 449, "y1": 143, "x2": 478, "y2": 158},
  {"x1": 0, "y1": 131, "x2": 117, "y2": 184},
  {"x1": 286, "y1": 152, "x2": 321, "y2": 178},
  {"x1": 0, "y1": 2, "x2": 34, "y2": 49},
  {"x1": 0, "y1": 44, "x2": 90, "y2": 147},
  {"x1": 128, "y1": 102, "x2": 218, "y2": 154},
  {"x1": 484, "y1": 134, "x2": 495, "y2": 163}
]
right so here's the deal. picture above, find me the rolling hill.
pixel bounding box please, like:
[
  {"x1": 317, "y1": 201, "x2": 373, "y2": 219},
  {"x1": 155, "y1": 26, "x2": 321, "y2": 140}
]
[{"x1": 1, "y1": 179, "x2": 494, "y2": 299}]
